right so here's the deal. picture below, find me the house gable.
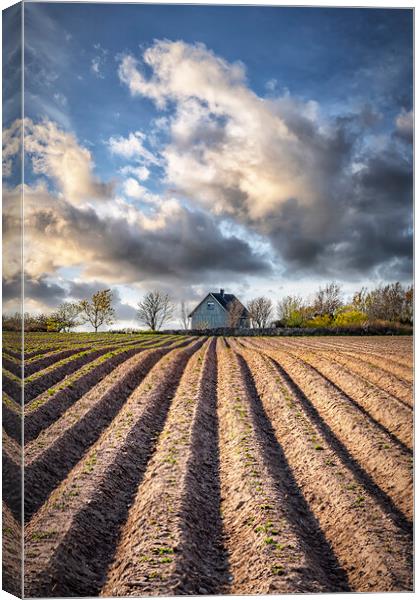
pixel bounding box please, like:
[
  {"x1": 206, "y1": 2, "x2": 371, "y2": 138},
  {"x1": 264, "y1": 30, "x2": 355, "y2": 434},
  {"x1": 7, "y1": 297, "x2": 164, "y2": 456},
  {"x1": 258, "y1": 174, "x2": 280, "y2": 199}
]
[
  {"x1": 188, "y1": 290, "x2": 250, "y2": 329},
  {"x1": 188, "y1": 293, "x2": 228, "y2": 318}
]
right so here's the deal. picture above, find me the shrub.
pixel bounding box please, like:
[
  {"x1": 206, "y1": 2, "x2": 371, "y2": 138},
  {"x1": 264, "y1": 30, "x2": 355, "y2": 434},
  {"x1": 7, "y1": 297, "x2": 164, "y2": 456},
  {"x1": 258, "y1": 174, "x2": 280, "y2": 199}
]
[
  {"x1": 304, "y1": 314, "x2": 333, "y2": 328},
  {"x1": 334, "y1": 309, "x2": 368, "y2": 327}
]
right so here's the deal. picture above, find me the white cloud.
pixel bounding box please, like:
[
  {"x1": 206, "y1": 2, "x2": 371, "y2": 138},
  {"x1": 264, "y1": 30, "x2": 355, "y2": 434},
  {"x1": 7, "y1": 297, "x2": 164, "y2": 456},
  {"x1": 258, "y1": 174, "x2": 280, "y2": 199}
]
[
  {"x1": 91, "y1": 57, "x2": 104, "y2": 78},
  {"x1": 2, "y1": 118, "x2": 21, "y2": 177},
  {"x1": 117, "y1": 40, "x2": 327, "y2": 222},
  {"x1": 117, "y1": 40, "x2": 412, "y2": 279},
  {"x1": 8, "y1": 118, "x2": 114, "y2": 205},
  {"x1": 265, "y1": 78, "x2": 277, "y2": 92},
  {"x1": 119, "y1": 164, "x2": 150, "y2": 181},
  {"x1": 123, "y1": 177, "x2": 159, "y2": 203},
  {"x1": 90, "y1": 43, "x2": 109, "y2": 78},
  {"x1": 108, "y1": 131, "x2": 160, "y2": 165}
]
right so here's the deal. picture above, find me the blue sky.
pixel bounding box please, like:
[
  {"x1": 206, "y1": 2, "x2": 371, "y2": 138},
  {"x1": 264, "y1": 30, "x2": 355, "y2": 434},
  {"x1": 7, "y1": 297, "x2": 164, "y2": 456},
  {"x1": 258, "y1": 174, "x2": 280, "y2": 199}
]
[{"x1": 2, "y1": 2, "x2": 413, "y2": 327}]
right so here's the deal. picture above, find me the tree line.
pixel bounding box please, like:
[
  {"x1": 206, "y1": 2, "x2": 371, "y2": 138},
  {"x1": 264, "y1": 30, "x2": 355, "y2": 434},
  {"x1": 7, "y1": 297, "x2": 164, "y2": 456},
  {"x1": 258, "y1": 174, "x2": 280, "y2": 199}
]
[{"x1": 2, "y1": 282, "x2": 413, "y2": 332}]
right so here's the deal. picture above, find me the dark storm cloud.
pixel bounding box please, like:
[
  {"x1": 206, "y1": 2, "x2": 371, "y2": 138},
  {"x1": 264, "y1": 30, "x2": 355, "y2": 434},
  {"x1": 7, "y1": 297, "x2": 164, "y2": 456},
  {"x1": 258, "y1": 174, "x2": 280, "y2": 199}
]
[
  {"x1": 2, "y1": 275, "x2": 66, "y2": 307},
  {"x1": 27, "y1": 196, "x2": 271, "y2": 286},
  {"x1": 267, "y1": 141, "x2": 412, "y2": 281}
]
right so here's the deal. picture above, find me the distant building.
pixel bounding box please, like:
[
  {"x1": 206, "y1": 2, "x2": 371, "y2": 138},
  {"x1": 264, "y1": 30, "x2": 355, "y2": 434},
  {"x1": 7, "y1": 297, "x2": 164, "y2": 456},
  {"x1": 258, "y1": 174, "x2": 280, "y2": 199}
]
[{"x1": 188, "y1": 289, "x2": 250, "y2": 329}]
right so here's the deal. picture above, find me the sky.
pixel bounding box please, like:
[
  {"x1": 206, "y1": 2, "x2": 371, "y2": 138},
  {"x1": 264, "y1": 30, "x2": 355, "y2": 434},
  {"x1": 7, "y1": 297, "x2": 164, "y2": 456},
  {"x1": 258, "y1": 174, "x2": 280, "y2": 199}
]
[{"x1": 2, "y1": 2, "x2": 413, "y2": 329}]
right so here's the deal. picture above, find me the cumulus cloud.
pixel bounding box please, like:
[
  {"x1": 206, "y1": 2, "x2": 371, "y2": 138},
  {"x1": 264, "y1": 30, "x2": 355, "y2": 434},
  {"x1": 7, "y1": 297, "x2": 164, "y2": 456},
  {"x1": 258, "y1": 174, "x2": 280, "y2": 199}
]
[
  {"x1": 2, "y1": 116, "x2": 270, "y2": 311},
  {"x1": 119, "y1": 164, "x2": 150, "y2": 181},
  {"x1": 118, "y1": 40, "x2": 413, "y2": 279},
  {"x1": 108, "y1": 131, "x2": 160, "y2": 165},
  {"x1": 2, "y1": 118, "x2": 21, "y2": 177},
  {"x1": 16, "y1": 118, "x2": 114, "y2": 205}
]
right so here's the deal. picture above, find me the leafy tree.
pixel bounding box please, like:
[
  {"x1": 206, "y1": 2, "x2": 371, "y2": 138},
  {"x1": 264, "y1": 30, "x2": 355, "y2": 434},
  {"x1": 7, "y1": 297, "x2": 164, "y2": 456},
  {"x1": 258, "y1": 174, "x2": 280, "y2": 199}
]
[
  {"x1": 276, "y1": 295, "x2": 305, "y2": 327},
  {"x1": 52, "y1": 302, "x2": 81, "y2": 332},
  {"x1": 247, "y1": 296, "x2": 273, "y2": 328},
  {"x1": 79, "y1": 289, "x2": 115, "y2": 332},
  {"x1": 137, "y1": 291, "x2": 174, "y2": 331}
]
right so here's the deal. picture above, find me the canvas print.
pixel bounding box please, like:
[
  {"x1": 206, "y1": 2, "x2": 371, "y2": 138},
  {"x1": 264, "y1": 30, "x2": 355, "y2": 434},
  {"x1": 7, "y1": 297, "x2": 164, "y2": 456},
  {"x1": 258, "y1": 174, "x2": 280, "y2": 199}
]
[{"x1": 2, "y1": 1, "x2": 413, "y2": 597}]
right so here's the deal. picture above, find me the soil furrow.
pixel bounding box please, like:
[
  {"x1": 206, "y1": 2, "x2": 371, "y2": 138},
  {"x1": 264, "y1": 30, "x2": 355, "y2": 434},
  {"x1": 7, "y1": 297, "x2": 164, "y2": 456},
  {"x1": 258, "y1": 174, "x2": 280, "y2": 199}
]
[
  {"x1": 298, "y1": 339, "x2": 413, "y2": 380},
  {"x1": 102, "y1": 338, "x2": 229, "y2": 596},
  {"x1": 23, "y1": 346, "x2": 125, "y2": 402},
  {"x1": 24, "y1": 339, "x2": 204, "y2": 598},
  {"x1": 2, "y1": 395, "x2": 21, "y2": 443},
  {"x1": 24, "y1": 345, "x2": 175, "y2": 521},
  {"x1": 261, "y1": 340, "x2": 412, "y2": 450},
  {"x1": 297, "y1": 344, "x2": 413, "y2": 409},
  {"x1": 217, "y1": 339, "x2": 345, "y2": 594},
  {"x1": 231, "y1": 341, "x2": 412, "y2": 591},
  {"x1": 23, "y1": 338, "x2": 189, "y2": 442},
  {"x1": 24, "y1": 346, "x2": 92, "y2": 376},
  {"x1": 2, "y1": 502, "x2": 22, "y2": 598},
  {"x1": 246, "y1": 340, "x2": 413, "y2": 523},
  {"x1": 275, "y1": 338, "x2": 413, "y2": 408},
  {"x1": 2, "y1": 371, "x2": 22, "y2": 403},
  {"x1": 2, "y1": 430, "x2": 22, "y2": 522},
  {"x1": 170, "y1": 338, "x2": 228, "y2": 595},
  {"x1": 3, "y1": 355, "x2": 21, "y2": 377}
]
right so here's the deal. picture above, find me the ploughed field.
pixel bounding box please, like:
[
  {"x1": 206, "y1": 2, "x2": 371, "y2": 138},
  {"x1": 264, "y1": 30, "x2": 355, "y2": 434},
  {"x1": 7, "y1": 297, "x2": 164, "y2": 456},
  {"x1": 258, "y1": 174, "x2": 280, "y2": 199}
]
[{"x1": 2, "y1": 332, "x2": 413, "y2": 596}]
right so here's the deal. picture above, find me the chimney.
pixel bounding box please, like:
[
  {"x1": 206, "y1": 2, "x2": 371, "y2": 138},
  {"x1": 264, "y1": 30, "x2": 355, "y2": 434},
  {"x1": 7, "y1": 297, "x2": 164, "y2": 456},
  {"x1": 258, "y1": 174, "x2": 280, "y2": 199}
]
[{"x1": 220, "y1": 288, "x2": 224, "y2": 298}]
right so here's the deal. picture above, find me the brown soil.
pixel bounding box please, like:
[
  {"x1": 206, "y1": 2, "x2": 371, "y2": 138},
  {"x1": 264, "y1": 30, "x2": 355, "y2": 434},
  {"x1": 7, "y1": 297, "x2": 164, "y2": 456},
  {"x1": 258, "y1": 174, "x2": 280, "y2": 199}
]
[
  {"x1": 2, "y1": 395, "x2": 21, "y2": 443},
  {"x1": 102, "y1": 338, "x2": 228, "y2": 596},
  {"x1": 231, "y1": 340, "x2": 412, "y2": 592},
  {"x1": 2, "y1": 502, "x2": 22, "y2": 597},
  {"x1": 24, "y1": 344, "x2": 180, "y2": 520},
  {"x1": 16, "y1": 334, "x2": 413, "y2": 596},
  {"x1": 217, "y1": 339, "x2": 348, "y2": 594},
  {"x1": 246, "y1": 339, "x2": 413, "y2": 523},
  {"x1": 24, "y1": 339, "x2": 204, "y2": 598},
  {"x1": 261, "y1": 339, "x2": 413, "y2": 450},
  {"x1": 2, "y1": 430, "x2": 22, "y2": 522},
  {"x1": 24, "y1": 338, "x2": 190, "y2": 443}
]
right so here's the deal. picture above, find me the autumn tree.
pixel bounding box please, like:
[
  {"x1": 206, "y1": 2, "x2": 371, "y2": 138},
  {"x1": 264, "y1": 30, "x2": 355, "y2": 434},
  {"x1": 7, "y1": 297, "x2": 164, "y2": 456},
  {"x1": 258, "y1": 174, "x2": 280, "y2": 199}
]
[
  {"x1": 79, "y1": 289, "x2": 115, "y2": 332},
  {"x1": 137, "y1": 291, "x2": 174, "y2": 331},
  {"x1": 227, "y1": 299, "x2": 245, "y2": 328},
  {"x1": 247, "y1": 296, "x2": 273, "y2": 328}
]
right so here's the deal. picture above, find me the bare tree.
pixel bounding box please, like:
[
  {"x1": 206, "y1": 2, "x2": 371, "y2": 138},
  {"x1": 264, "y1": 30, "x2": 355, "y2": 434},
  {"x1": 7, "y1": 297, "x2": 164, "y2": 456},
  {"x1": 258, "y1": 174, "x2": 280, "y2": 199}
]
[
  {"x1": 137, "y1": 291, "x2": 174, "y2": 331},
  {"x1": 79, "y1": 289, "x2": 115, "y2": 332},
  {"x1": 227, "y1": 299, "x2": 244, "y2": 327},
  {"x1": 179, "y1": 301, "x2": 191, "y2": 330},
  {"x1": 354, "y1": 282, "x2": 413, "y2": 323},
  {"x1": 247, "y1": 296, "x2": 273, "y2": 328},
  {"x1": 313, "y1": 282, "x2": 343, "y2": 317}
]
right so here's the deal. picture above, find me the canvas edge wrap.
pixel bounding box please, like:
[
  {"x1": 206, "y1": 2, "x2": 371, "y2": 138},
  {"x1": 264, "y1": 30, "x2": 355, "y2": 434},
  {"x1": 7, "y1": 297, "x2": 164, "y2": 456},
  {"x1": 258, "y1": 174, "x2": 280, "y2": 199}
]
[{"x1": 2, "y1": 2, "x2": 24, "y2": 598}]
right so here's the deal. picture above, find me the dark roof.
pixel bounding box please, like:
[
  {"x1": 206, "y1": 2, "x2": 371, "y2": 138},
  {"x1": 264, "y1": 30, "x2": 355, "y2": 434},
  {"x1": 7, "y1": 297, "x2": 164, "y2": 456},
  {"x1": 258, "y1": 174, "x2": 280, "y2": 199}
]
[
  {"x1": 211, "y1": 292, "x2": 236, "y2": 310},
  {"x1": 189, "y1": 291, "x2": 249, "y2": 318}
]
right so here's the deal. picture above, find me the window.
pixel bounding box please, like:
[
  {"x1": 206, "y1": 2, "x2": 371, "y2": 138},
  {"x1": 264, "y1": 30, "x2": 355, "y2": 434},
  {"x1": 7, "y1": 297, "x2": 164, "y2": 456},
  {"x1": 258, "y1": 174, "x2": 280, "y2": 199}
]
[{"x1": 207, "y1": 301, "x2": 215, "y2": 310}]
